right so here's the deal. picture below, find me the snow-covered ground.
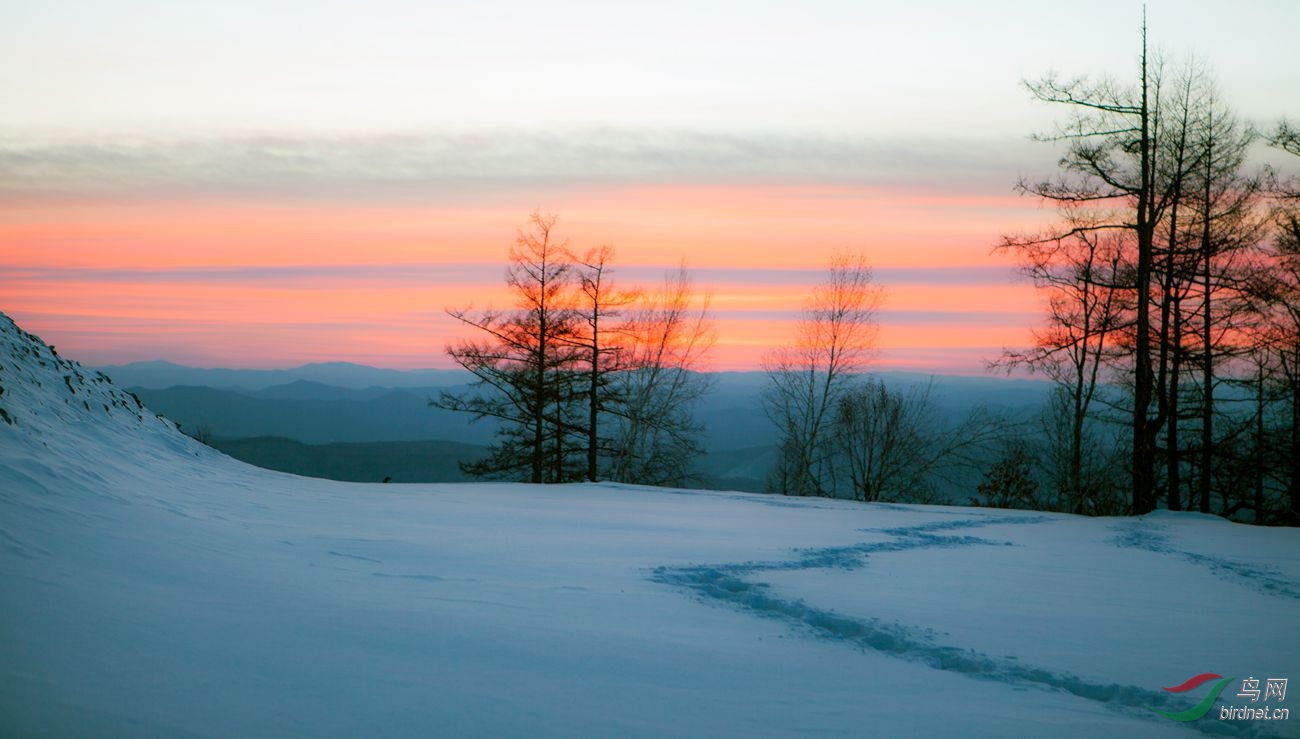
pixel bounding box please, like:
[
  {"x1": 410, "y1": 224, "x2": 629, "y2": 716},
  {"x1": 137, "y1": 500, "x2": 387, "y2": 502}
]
[{"x1": 2, "y1": 312, "x2": 1297, "y2": 738}]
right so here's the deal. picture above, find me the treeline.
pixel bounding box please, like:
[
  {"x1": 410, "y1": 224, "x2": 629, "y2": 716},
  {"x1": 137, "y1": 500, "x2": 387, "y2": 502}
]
[
  {"x1": 443, "y1": 238, "x2": 1022, "y2": 507},
  {"x1": 995, "y1": 21, "x2": 1300, "y2": 524},
  {"x1": 437, "y1": 23, "x2": 1300, "y2": 525}
]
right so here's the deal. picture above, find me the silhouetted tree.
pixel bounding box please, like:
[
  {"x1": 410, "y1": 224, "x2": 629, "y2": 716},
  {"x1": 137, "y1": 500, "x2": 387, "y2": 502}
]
[
  {"x1": 1181, "y1": 88, "x2": 1265, "y2": 513},
  {"x1": 830, "y1": 379, "x2": 931, "y2": 502},
  {"x1": 437, "y1": 211, "x2": 581, "y2": 483},
  {"x1": 1018, "y1": 18, "x2": 1164, "y2": 513},
  {"x1": 1251, "y1": 203, "x2": 1300, "y2": 521},
  {"x1": 830, "y1": 378, "x2": 1008, "y2": 503},
  {"x1": 997, "y1": 223, "x2": 1129, "y2": 513},
  {"x1": 1015, "y1": 26, "x2": 1272, "y2": 516},
  {"x1": 762, "y1": 254, "x2": 880, "y2": 496},
  {"x1": 572, "y1": 245, "x2": 637, "y2": 482},
  {"x1": 1273, "y1": 132, "x2": 1300, "y2": 521},
  {"x1": 1035, "y1": 386, "x2": 1128, "y2": 515},
  {"x1": 974, "y1": 443, "x2": 1040, "y2": 510},
  {"x1": 439, "y1": 214, "x2": 715, "y2": 487},
  {"x1": 606, "y1": 267, "x2": 715, "y2": 486}
]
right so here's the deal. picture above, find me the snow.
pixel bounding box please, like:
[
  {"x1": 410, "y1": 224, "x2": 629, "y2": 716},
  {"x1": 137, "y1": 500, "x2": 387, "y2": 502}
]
[{"x1": 1, "y1": 312, "x2": 1297, "y2": 738}]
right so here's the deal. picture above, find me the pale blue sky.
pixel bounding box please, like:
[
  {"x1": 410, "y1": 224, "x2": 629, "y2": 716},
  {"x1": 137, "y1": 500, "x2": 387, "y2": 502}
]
[{"x1": 2, "y1": 0, "x2": 1297, "y2": 139}]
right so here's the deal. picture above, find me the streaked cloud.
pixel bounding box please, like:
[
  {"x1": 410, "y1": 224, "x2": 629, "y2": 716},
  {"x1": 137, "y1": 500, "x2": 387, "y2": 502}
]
[
  {"x1": 0, "y1": 263, "x2": 1018, "y2": 287},
  {"x1": 0, "y1": 130, "x2": 1047, "y2": 201},
  {"x1": 1, "y1": 253, "x2": 1036, "y2": 373}
]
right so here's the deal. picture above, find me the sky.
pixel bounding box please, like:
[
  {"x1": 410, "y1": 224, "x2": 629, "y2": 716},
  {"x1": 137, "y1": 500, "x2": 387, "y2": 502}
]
[{"x1": 2, "y1": 0, "x2": 1299, "y2": 373}]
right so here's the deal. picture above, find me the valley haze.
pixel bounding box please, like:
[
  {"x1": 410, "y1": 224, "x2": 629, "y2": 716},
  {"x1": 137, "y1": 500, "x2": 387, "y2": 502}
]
[{"x1": 98, "y1": 359, "x2": 1052, "y2": 492}]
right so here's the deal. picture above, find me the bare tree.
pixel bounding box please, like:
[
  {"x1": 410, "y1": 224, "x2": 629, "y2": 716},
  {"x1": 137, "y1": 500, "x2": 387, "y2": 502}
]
[
  {"x1": 607, "y1": 267, "x2": 715, "y2": 487},
  {"x1": 974, "y1": 442, "x2": 1041, "y2": 510},
  {"x1": 572, "y1": 245, "x2": 637, "y2": 482},
  {"x1": 831, "y1": 378, "x2": 1009, "y2": 503},
  {"x1": 1252, "y1": 202, "x2": 1300, "y2": 522},
  {"x1": 830, "y1": 379, "x2": 931, "y2": 502},
  {"x1": 1181, "y1": 90, "x2": 1266, "y2": 513},
  {"x1": 1018, "y1": 20, "x2": 1165, "y2": 513},
  {"x1": 761, "y1": 254, "x2": 881, "y2": 496},
  {"x1": 1035, "y1": 386, "x2": 1128, "y2": 515},
  {"x1": 1273, "y1": 121, "x2": 1300, "y2": 161},
  {"x1": 1272, "y1": 129, "x2": 1300, "y2": 521},
  {"x1": 1013, "y1": 22, "x2": 1277, "y2": 515},
  {"x1": 997, "y1": 222, "x2": 1129, "y2": 513},
  {"x1": 1149, "y1": 61, "x2": 1211, "y2": 512},
  {"x1": 437, "y1": 214, "x2": 719, "y2": 488}
]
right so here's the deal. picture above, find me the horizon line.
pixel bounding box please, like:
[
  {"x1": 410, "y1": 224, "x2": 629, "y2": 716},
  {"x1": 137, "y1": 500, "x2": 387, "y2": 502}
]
[{"x1": 90, "y1": 356, "x2": 1043, "y2": 381}]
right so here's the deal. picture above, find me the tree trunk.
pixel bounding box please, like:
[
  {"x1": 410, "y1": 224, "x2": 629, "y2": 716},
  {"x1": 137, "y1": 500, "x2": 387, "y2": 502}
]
[
  {"x1": 1200, "y1": 258, "x2": 1213, "y2": 514},
  {"x1": 1290, "y1": 359, "x2": 1300, "y2": 522},
  {"x1": 1199, "y1": 131, "x2": 1215, "y2": 514},
  {"x1": 1131, "y1": 23, "x2": 1157, "y2": 515},
  {"x1": 1071, "y1": 376, "x2": 1086, "y2": 514},
  {"x1": 1253, "y1": 366, "x2": 1265, "y2": 519},
  {"x1": 533, "y1": 324, "x2": 547, "y2": 484},
  {"x1": 587, "y1": 313, "x2": 599, "y2": 483},
  {"x1": 1167, "y1": 301, "x2": 1182, "y2": 511}
]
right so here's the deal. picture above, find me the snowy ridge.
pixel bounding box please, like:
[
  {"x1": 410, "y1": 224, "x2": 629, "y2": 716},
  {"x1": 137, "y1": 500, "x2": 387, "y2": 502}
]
[
  {"x1": 0, "y1": 313, "x2": 228, "y2": 539},
  {"x1": 0, "y1": 311, "x2": 218, "y2": 478},
  {"x1": 0, "y1": 312, "x2": 178, "y2": 439},
  {"x1": 2, "y1": 314, "x2": 1298, "y2": 738}
]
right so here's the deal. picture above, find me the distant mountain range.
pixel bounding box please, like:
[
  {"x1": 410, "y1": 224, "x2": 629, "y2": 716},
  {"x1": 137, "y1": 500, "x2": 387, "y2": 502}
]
[
  {"x1": 133, "y1": 383, "x2": 497, "y2": 445},
  {"x1": 111, "y1": 360, "x2": 1052, "y2": 491},
  {"x1": 99, "y1": 359, "x2": 1051, "y2": 408},
  {"x1": 97, "y1": 360, "x2": 474, "y2": 391}
]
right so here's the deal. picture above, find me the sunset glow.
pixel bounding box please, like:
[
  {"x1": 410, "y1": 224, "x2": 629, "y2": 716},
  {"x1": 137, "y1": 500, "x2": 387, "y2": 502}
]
[
  {"x1": 1, "y1": 184, "x2": 1050, "y2": 371},
  {"x1": 2, "y1": 1, "x2": 1297, "y2": 373}
]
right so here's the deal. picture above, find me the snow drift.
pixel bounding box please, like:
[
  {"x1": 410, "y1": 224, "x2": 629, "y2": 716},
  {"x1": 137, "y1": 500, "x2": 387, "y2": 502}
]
[{"x1": 1, "y1": 313, "x2": 1297, "y2": 738}]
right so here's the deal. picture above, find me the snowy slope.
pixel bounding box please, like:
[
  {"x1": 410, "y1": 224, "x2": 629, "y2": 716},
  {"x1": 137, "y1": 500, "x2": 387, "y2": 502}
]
[{"x1": 1, "y1": 312, "x2": 1297, "y2": 738}]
